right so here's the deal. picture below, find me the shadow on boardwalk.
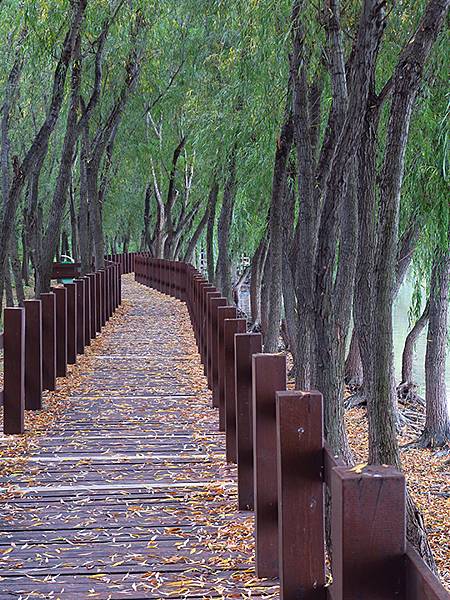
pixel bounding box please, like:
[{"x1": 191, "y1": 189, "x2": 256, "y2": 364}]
[{"x1": 0, "y1": 275, "x2": 278, "y2": 599}]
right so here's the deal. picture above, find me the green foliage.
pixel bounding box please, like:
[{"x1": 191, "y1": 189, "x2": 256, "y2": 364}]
[{"x1": 0, "y1": 0, "x2": 447, "y2": 284}]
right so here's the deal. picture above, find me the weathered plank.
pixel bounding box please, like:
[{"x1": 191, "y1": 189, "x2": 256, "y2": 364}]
[{"x1": 0, "y1": 276, "x2": 279, "y2": 599}]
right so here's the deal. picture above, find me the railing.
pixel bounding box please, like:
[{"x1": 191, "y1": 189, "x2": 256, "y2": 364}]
[
  {"x1": 1, "y1": 252, "x2": 136, "y2": 435},
  {"x1": 134, "y1": 255, "x2": 449, "y2": 600}
]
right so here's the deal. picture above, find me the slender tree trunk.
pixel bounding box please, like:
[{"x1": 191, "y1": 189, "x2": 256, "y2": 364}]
[
  {"x1": 291, "y1": 1, "x2": 317, "y2": 388},
  {"x1": 344, "y1": 330, "x2": 363, "y2": 386},
  {"x1": 215, "y1": 149, "x2": 237, "y2": 303},
  {"x1": 265, "y1": 104, "x2": 294, "y2": 352},
  {"x1": 401, "y1": 300, "x2": 430, "y2": 384},
  {"x1": 69, "y1": 178, "x2": 79, "y2": 260},
  {"x1": 141, "y1": 184, "x2": 152, "y2": 251},
  {"x1": 419, "y1": 235, "x2": 450, "y2": 447},
  {"x1": 21, "y1": 225, "x2": 29, "y2": 287},
  {"x1": 79, "y1": 130, "x2": 91, "y2": 274},
  {"x1": 249, "y1": 235, "x2": 267, "y2": 326},
  {"x1": 347, "y1": 212, "x2": 422, "y2": 384},
  {"x1": 183, "y1": 205, "x2": 209, "y2": 264},
  {"x1": 260, "y1": 249, "x2": 271, "y2": 339},
  {"x1": 206, "y1": 180, "x2": 218, "y2": 282},
  {"x1": 5, "y1": 263, "x2": 14, "y2": 306},
  {"x1": 10, "y1": 231, "x2": 25, "y2": 305},
  {"x1": 88, "y1": 157, "x2": 105, "y2": 268}
]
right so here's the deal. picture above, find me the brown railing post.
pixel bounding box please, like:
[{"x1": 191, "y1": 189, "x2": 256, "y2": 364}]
[
  {"x1": 217, "y1": 306, "x2": 238, "y2": 428},
  {"x1": 24, "y1": 300, "x2": 43, "y2": 411},
  {"x1": 3, "y1": 307, "x2": 25, "y2": 434},
  {"x1": 276, "y1": 390, "x2": 326, "y2": 599},
  {"x1": 64, "y1": 282, "x2": 77, "y2": 364},
  {"x1": 107, "y1": 266, "x2": 113, "y2": 318},
  {"x1": 95, "y1": 271, "x2": 102, "y2": 332},
  {"x1": 252, "y1": 352, "x2": 287, "y2": 578},
  {"x1": 235, "y1": 332, "x2": 262, "y2": 510},
  {"x1": 52, "y1": 286, "x2": 68, "y2": 377},
  {"x1": 224, "y1": 317, "x2": 246, "y2": 463},
  {"x1": 82, "y1": 276, "x2": 91, "y2": 346},
  {"x1": 209, "y1": 296, "x2": 226, "y2": 399},
  {"x1": 101, "y1": 269, "x2": 108, "y2": 324},
  {"x1": 329, "y1": 465, "x2": 406, "y2": 599},
  {"x1": 198, "y1": 281, "x2": 210, "y2": 360},
  {"x1": 205, "y1": 291, "x2": 221, "y2": 386},
  {"x1": 74, "y1": 279, "x2": 85, "y2": 354},
  {"x1": 87, "y1": 273, "x2": 97, "y2": 337},
  {"x1": 40, "y1": 292, "x2": 56, "y2": 391},
  {"x1": 118, "y1": 262, "x2": 122, "y2": 305}
]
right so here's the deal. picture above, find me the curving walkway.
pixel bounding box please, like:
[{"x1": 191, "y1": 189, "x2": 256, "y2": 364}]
[{"x1": 0, "y1": 276, "x2": 278, "y2": 599}]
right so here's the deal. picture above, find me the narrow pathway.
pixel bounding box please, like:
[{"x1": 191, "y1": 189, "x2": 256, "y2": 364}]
[{"x1": 0, "y1": 276, "x2": 278, "y2": 599}]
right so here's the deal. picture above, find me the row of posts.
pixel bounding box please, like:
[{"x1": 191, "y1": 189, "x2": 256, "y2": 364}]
[
  {"x1": 2, "y1": 254, "x2": 135, "y2": 435},
  {"x1": 134, "y1": 255, "x2": 448, "y2": 600}
]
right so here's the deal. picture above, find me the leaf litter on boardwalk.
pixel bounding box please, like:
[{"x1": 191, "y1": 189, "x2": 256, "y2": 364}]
[{"x1": 0, "y1": 276, "x2": 278, "y2": 599}]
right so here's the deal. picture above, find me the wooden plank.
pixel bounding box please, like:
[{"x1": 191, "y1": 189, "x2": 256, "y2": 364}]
[{"x1": 0, "y1": 275, "x2": 277, "y2": 599}]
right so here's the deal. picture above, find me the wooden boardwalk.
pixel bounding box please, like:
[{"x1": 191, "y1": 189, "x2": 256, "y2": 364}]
[{"x1": 0, "y1": 276, "x2": 278, "y2": 599}]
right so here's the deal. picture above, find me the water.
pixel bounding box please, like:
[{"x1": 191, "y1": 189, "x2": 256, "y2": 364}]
[
  {"x1": 393, "y1": 279, "x2": 450, "y2": 398},
  {"x1": 238, "y1": 281, "x2": 450, "y2": 398}
]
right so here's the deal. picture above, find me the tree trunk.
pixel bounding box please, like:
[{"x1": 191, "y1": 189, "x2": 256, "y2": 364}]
[
  {"x1": 419, "y1": 234, "x2": 450, "y2": 447},
  {"x1": 183, "y1": 205, "x2": 209, "y2": 264},
  {"x1": 10, "y1": 231, "x2": 25, "y2": 305},
  {"x1": 265, "y1": 103, "x2": 294, "y2": 352},
  {"x1": 79, "y1": 129, "x2": 91, "y2": 274},
  {"x1": 344, "y1": 330, "x2": 363, "y2": 386},
  {"x1": 348, "y1": 212, "x2": 423, "y2": 385},
  {"x1": 249, "y1": 235, "x2": 267, "y2": 326},
  {"x1": 141, "y1": 184, "x2": 152, "y2": 252},
  {"x1": 163, "y1": 136, "x2": 187, "y2": 259},
  {"x1": 369, "y1": 0, "x2": 449, "y2": 467},
  {"x1": 69, "y1": 178, "x2": 79, "y2": 260},
  {"x1": 260, "y1": 248, "x2": 271, "y2": 340},
  {"x1": 206, "y1": 180, "x2": 218, "y2": 281},
  {"x1": 401, "y1": 300, "x2": 430, "y2": 384},
  {"x1": 21, "y1": 226, "x2": 29, "y2": 287},
  {"x1": 4, "y1": 263, "x2": 14, "y2": 306},
  {"x1": 314, "y1": 0, "x2": 386, "y2": 460},
  {"x1": 215, "y1": 149, "x2": 237, "y2": 303}
]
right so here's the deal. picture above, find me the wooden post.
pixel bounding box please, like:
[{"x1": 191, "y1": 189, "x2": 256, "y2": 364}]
[
  {"x1": 87, "y1": 273, "x2": 97, "y2": 337},
  {"x1": 106, "y1": 266, "x2": 111, "y2": 319},
  {"x1": 201, "y1": 286, "x2": 215, "y2": 372},
  {"x1": 64, "y1": 282, "x2": 77, "y2": 364},
  {"x1": 112, "y1": 265, "x2": 118, "y2": 310},
  {"x1": 74, "y1": 279, "x2": 85, "y2": 354},
  {"x1": 40, "y1": 293, "x2": 56, "y2": 391},
  {"x1": 217, "y1": 306, "x2": 237, "y2": 427},
  {"x1": 252, "y1": 352, "x2": 287, "y2": 578},
  {"x1": 95, "y1": 272, "x2": 102, "y2": 332},
  {"x1": 276, "y1": 391, "x2": 326, "y2": 599},
  {"x1": 52, "y1": 286, "x2": 67, "y2": 378},
  {"x1": 330, "y1": 465, "x2": 406, "y2": 599},
  {"x1": 235, "y1": 332, "x2": 262, "y2": 510},
  {"x1": 224, "y1": 317, "x2": 246, "y2": 462},
  {"x1": 100, "y1": 269, "x2": 107, "y2": 325},
  {"x1": 82, "y1": 276, "x2": 91, "y2": 346},
  {"x1": 3, "y1": 307, "x2": 25, "y2": 434},
  {"x1": 118, "y1": 262, "x2": 122, "y2": 305},
  {"x1": 24, "y1": 300, "x2": 43, "y2": 411},
  {"x1": 209, "y1": 297, "x2": 227, "y2": 401},
  {"x1": 203, "y1": 288, "x2": 219, "y2": 390}
]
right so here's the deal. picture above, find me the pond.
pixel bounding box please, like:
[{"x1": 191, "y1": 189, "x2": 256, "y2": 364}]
[
  {"x1": 238, "y1": 280, "x2": 450, "y2": 400},
  {"x1": 394, "y1": 278, "x2": 450, "y2": 399}
]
